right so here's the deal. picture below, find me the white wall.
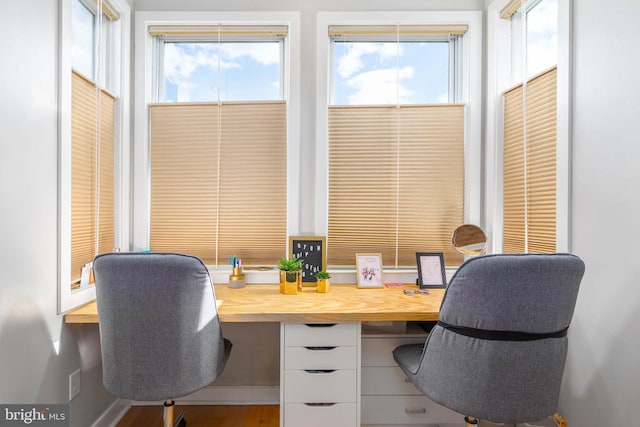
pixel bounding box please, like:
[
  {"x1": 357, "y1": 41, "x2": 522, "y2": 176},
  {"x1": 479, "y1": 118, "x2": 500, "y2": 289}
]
[
  {"x1": 560, "y1": 0, "x2": 640, "y2": 425},
  {"x1": 0, "y1": 1, "x2": 130, "y2": 426}
]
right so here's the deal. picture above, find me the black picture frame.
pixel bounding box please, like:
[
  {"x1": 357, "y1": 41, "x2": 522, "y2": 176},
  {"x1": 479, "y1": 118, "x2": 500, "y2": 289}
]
[
  {"x1": 416, "y1": 252, "x2": 446, "y2": 289},
  {"x1": 289, "y1": 236, "x2": 326, "y2": 283}
]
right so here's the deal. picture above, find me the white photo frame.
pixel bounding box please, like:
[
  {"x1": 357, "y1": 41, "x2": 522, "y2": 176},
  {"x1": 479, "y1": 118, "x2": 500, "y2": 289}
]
[{"x1": 356, "y1": 253, "x2": 384, "y2": 288}]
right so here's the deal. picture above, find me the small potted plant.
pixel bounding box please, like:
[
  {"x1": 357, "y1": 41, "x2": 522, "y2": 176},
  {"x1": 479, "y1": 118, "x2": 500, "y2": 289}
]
[
  {"x1": 278, "y1": 257, "x2": 304, "y2": 294},
  {"x1": 315, "y1": 270, "x2": 331, "y2": 293}
]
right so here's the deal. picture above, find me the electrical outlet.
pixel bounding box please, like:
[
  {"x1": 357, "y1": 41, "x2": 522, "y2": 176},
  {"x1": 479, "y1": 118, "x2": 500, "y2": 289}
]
[{"x1": 69, "y1": 369, "x2": 81, "y2": 401}]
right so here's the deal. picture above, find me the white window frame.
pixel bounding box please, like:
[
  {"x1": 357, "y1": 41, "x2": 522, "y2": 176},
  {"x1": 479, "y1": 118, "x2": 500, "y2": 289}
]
[
  {"x1": 485, "y1": 0, "x2": 571, "y2": 254},
  {"x1": 315, "y1": 11, "x2": 483, "y2": 237},
  {"x1": 58, "y1": 0, "x2": 131, "y2": 313},
  {"x1": 133, "y1": 11, "x2": 301, "y2": 253}
]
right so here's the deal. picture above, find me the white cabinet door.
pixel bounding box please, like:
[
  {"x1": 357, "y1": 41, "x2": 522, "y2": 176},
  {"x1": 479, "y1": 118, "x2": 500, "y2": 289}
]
[
  {"x1": 361, "y1": 328, "x2": 459, "y2": 425},
  {"x1": 361, "y1": 395, "x2": 461, "y2": 424},
  {"x1": 361, "y1": 366, "x2": 422, "y2": 396}
]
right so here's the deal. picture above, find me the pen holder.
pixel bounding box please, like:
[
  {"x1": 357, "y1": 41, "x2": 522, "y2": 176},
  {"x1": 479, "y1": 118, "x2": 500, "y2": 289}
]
[{"x1": 228, "y1": 267, "x2": 246, "y2": 289}]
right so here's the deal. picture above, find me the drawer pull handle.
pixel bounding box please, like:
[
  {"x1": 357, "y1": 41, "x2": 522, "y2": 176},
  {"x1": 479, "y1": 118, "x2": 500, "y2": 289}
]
[
  {"x1": 305, "y1": 323, "x2": 337, "y2": 328},
  {"x1": 405, "y1": 407, "x2": 427, "y2": 415},
  {"x1": 304, "y1": 403, "x2": 336, "y2": 407},
  {"x1": 305, "y1": 346, "x2": 336, "y2": 351},
  {"x1": 304, "y1": 369, "x2": 336, "y2": 374}
]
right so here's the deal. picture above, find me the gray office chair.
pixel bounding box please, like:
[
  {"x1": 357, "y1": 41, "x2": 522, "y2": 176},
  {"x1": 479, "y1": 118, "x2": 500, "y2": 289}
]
[
  {"x1": 93, "y1": 252, "x2": 232, "y2": 427},
  {"x1": 393, "y1": 253, "x2": 584, "y2": 426}
]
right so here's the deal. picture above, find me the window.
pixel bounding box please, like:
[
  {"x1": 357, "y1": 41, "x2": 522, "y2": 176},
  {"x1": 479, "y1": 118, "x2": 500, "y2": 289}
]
[
  {"x1": 501, "y1": 0, "x2": 559, "y2": 253},
  {"x1": 146, "y1": 23, "x2": 290, "y2": 266},
  {"x1": 319, "y1": 14, "x2": 482, "y2": 269},
  {"x1": 510, "y1": 0, "x2": 558, "y2": 81},
  {"x1": 330, "y1": 30, "x2": 456, "y2": 105},
  {"x1": 60, "y1": 0, "x2": 130, "y2": 312},
  {"x1": 158, "y1": 36, "x2": 283, "y2": 102},
  {"x1": 69, "y1": 0, "x2": 117, "y2": 289},
  {"x1": 71, "y1": 0, "x2": 95, "y2": 78}
]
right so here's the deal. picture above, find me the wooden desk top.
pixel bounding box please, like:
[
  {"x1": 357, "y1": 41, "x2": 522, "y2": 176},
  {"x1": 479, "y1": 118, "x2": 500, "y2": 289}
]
[{"x1": 64, "y1": 284, "x2": 444, "y2": 324}]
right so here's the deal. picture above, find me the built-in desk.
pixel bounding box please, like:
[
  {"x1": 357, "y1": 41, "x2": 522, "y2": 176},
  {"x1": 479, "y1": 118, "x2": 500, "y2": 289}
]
[
  {"x1": 65, "y1": 284, "x2": 445, "y2": 324},
  {"x1": 65, "y1": 284, "x2": 456, "y2": 426}
]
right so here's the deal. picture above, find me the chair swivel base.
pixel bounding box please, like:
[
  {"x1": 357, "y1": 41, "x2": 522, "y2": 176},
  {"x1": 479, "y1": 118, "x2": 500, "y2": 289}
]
[{"x1": 163, "y1": 400, "x2": 186, "y2": 427}]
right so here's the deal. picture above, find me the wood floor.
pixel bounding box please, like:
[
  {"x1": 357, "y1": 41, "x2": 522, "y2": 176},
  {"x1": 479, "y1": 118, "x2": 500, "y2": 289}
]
[{"x1": 116, "y1": 405, "x2": 279, "y2": 427}]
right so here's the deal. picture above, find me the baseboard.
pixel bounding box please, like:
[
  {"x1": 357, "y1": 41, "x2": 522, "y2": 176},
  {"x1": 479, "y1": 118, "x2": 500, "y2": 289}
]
[
  {"x1": 91, "y1": 398, "x2": 131, "y2": 427},
  {"x1": 133, "y1": 386, "x2": 280, "y2": 406}
]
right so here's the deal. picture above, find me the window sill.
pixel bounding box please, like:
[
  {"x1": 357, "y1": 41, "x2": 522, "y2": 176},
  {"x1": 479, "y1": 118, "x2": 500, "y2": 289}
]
[{"x1": 208, "y1": 267, "x2": 456, "y2": 285}]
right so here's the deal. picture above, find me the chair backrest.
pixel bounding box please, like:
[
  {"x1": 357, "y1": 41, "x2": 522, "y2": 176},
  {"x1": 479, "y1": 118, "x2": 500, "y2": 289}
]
[
  {"x1": 417, "y1": 253, "x2": 584, "y2": 423},
  {"x1": 93, "y1": 252, "x2": 229, "y2": 401}
]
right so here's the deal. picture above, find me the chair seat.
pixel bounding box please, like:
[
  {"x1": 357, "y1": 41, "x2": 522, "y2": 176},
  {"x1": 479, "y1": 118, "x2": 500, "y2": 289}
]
[{"x1": 392, "y1": 343, "x2": 423, "y2": 376}]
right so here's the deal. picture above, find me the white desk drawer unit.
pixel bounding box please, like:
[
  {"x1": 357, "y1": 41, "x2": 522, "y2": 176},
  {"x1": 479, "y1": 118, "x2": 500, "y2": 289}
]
[
  {"x1": 284, "y1": 346, "x2": 357, "y2": 370},
  {"x1": 361, "y1": 328, "x2": 460, "y2": 426},
  {"x1": 284, "y1": 403, "x2": 357, "y2": 427},
  {"x1": 283, "y1": 322, "x2": 358, "y2": 346},
  {"x1": 284, "y1": 369, "x2": 357, "y2": 402},
  {"x1": 281, "y1": 322, "x2": 360, "y2": 427}
]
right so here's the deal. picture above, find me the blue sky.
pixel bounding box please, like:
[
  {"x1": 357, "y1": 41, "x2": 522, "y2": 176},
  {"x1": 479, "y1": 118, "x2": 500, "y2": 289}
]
[
  {"x1": 163, "y1": 42, "x2": 281, "y2": 102},
  {"x1": 162, "y1": 40, "x2": 452, "y2": 105},
  {"x1": 331, "y1": 41, "x2": 450, "y2": 105}
]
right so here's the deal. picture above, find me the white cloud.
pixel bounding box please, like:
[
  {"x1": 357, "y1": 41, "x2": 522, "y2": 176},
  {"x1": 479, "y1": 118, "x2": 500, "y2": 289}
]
[
  {"x1": 218, "y1": 43, "x2": 280, "y2": 65},
  {"x1": 526, "y1": 0, "x2": 558, "y2": 76},
  {"x1": 337, "y1": 42, "x2": 399, "y2": 78},
  {"x1": 346, "y1": 66, "x2": 414, "y2": 105},
  {"x1": 528, "y1": 0, "x2": 557, "y2": 37},
  {"x1": 163, "y1": 44, "x2": 240, "y2": 84}
]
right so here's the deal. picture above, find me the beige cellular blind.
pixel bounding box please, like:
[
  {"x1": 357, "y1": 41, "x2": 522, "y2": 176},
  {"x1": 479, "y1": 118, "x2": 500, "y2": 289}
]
[
  {"x1": 148, "y1": 25, "x2": 288, "y2": 38},
  {"x1": 328, "y1": 24, "x2": 468, "y2": 37},
  {"x1": 92, "y1": 0, "x2": 120, "y2": 21},
  {"x1": 503, "y1": 67, "x2": 557, "y2": 253},
  {"x1": 526, "y1": 68, "x2": 557, "y2": 253},
  {"x1": 500, "y1": 0, "x2": 523, "y2": 19},
  {"x1": 328, "y1": 104, "x2": 465, "y2": 267},
  {"x1": 149, "y1": 101, "x2": 287, "y2": 266},
  {"x1": 503, "y1": 83, "x2": 526, "y2": 253},
  {"x1": 71, "y1": 70, "x2": 115, "y2": 282}
]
